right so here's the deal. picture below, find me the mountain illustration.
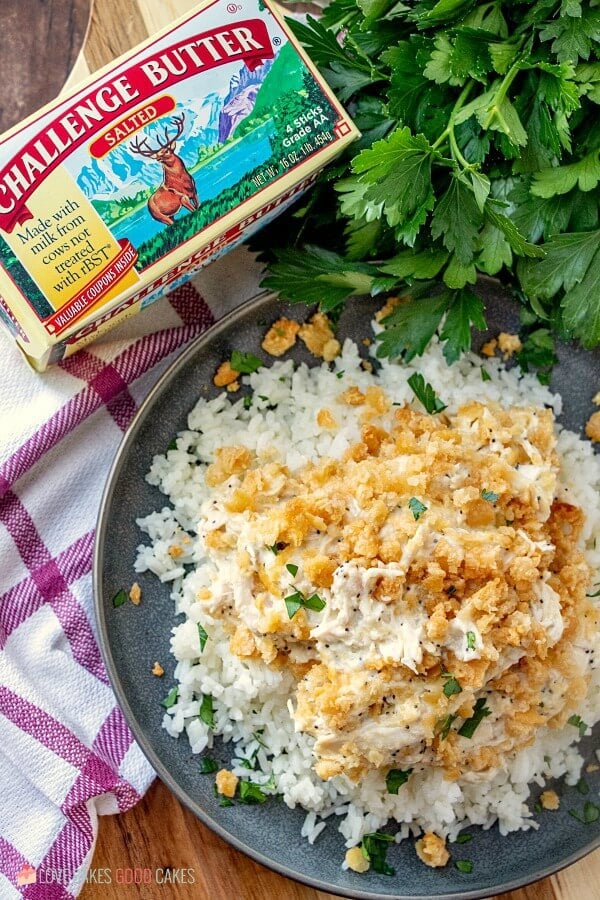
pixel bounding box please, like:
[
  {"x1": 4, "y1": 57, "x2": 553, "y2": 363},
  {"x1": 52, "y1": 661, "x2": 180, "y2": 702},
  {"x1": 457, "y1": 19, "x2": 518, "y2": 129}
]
[{"x1": 77, "y1": 59, "x2": 274, "y2": 203}]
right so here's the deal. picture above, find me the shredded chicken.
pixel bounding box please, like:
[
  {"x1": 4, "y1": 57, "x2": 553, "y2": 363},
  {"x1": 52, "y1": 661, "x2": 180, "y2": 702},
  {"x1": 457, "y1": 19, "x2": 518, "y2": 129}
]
[{"x1": 194, "y1": 392, "x2": 596, "y2": 787}]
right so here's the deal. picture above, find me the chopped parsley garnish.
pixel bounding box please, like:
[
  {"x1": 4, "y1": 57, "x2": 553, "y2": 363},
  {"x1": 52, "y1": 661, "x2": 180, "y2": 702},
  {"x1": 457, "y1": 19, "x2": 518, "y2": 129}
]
[
  {"x1": 577, "y1": 778, "x2": 589, "y2": 796},
  {"x1": 238, "y1": 780, "x2": 268, "y2": 804},
  {"x1": 197, "y1": 623, "x2": 208, "y2": 653},
  {"x1": 230, "y1": 350, "x2": 262, "y2": 374},
  {"x1": 569, "y1": 801, "x2": 600, "y2": 824},
  {"x1": 167, "y1": 437, "x2": 178, "y2": 451},
  {"x1": 199, "y1": 757, "x2": 218, "y2": 774},
  {"x1": 443, "y1": 675, "x2": 462, "y2": 698},
  {"x1": 435, "y1": 714, "x2": 456, "y2": 740},
  {"x1": 466, "y1": 631, "x2": 476, "y2": 651},
  {"x1": 407, "y1": 372, "x2": 447, "y2": 414},
  {"x1": 161, "y1": 686, "x2": 178, "y2": 709},
  {"x1": 212, "y1": 779, "x2": 236, "y2": 808},
  {"x1": 285, "y1": 590, "x2": 326, "y2": 619},
  {"x1": 262, "y1": 773, "x2": 276, "y2": 792},
  {"x1": 258, "y1": 395, "x2": 269, "y2": 401},
  {"x1": 305, "y1": 593, "x2": 325, "y2": 610},
  {"x1": 253, "y1": 728, "x2": 267, "y2": 748},
  {"x1": 455, "y1": 833, "x2": 473, "y2": 844},
  {"x1": 268, "y1": 541, "x2": 288, "y2": 555},
  {"x1": 112, "y1": 589, "x2": 128, "y2": 608},
  {"x1": 243, "y1": 395, "x2": 253, "y2": 410},
  {"x1": 568, "y1": 714, "x2": 588, "y2": 738},
  {"x1": 386, "y1": 768, "x2": 413, "y2": 794},
  {"x1": 239, "y1": 758, "x2": 255, "y2": 770},
  {"x1": 336, "y1": 370, "x2": 345, "y2": 378},
  {"x1": 408, "y1": 497, "x2": 427, "y2": 521},
  {"x1": 481, "y1": 488, "x2": 500, "y2": 503},
  {"x1": 480, "y1": 369, "x2": 491, "y2": 382},
  {"x1": 534, "y1": 800, "x2": 543, "y2": 814},
  {"x1": 455, "y1": 859, "x2": 473, "y2": 874},
  {"x1": 286, "y1": 563, "x2": 299, "y2": 577},
  {"x1": 360, "y1": 832, "x2": 395, "y2": 876},
  {"x1": 199, "y1": 693, "x2": 215, "y2": 728},
  {"x1": 458, "y1": 698, "x2": 491, "y2": 739}
]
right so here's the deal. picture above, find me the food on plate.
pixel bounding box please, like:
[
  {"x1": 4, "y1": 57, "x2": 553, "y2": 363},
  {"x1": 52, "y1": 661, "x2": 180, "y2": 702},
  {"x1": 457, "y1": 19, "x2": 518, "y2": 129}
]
[{"x1": 134, "y1": 310, "x2": 600, "y2": 875}]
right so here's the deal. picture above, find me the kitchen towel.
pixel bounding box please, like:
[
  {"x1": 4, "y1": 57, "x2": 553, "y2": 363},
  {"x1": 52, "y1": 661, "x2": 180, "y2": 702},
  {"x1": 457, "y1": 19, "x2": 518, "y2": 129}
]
[{"x1": 0, "y1": 247, "x2": 263, "y2": 898}]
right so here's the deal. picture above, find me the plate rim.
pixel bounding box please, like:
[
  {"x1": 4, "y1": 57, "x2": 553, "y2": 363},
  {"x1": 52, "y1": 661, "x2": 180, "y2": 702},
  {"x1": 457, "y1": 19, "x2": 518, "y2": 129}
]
[{"x1": 93, "y1": 289, "x2": 600, "y2": 900}]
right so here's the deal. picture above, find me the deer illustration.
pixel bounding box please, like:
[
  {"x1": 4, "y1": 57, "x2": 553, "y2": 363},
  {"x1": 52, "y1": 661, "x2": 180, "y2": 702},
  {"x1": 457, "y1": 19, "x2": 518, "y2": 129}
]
[{"x1": 130, "y1": 113, "x2": 198, "y2": 226}]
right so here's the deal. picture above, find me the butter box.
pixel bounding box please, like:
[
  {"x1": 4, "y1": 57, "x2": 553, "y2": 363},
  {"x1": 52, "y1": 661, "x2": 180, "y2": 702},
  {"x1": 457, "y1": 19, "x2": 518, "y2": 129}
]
[{"x1": 0, "y1": 0, "x2": 358, "y2": 370}]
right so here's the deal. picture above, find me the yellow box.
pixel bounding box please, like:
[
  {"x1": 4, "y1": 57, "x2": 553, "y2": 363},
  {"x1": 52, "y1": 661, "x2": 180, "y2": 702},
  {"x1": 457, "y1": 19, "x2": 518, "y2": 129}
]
[{"x1": 0, "y1": 0, "x2": 358, "y2": 369}]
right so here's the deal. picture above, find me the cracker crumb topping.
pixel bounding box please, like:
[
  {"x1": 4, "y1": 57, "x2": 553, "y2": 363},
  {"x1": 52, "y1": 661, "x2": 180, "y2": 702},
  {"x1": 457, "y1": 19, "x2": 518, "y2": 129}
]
[
  {"x1": 214, "y1": 361, "x2": 239, "y2": 387},
  {"x1": 345, "y1": 846, "x2": 370, "y2": 873},
  {"x1": 215, "y1": 769, "x2": 239, "y2": 798},
  {"x1": 585, "y1": 410, "x2": 600, "y2": 443},
  {"x1": 262, "y1": 317, "x2": 300, "y2": 356},
  {"x1": 539, "y1": 789, "x2": 560, "y2": 810},
  {"x1": 415, "y1": 832, "x2": 450, "y2": 868}
]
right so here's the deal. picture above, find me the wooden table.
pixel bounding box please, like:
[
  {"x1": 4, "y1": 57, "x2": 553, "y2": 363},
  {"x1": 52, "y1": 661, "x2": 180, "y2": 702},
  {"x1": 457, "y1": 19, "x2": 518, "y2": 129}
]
[{"x1": 12, "y1": 1, "x2": 600, "y2": 897}]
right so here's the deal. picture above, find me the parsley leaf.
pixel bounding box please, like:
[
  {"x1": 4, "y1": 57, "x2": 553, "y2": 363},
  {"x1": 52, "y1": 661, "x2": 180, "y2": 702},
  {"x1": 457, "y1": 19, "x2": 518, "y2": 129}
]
[
  {"x1": 161, "y1": 687, "x2": 178, "y2": 709},
  {"x1": 197, "y1": 624, "x2": 208, "y2": 653},
  {"x1": 431, "y1": 176, "x2": 483, "y2": 265},
  {"x1": 466, "y1": 630, "x2": 477, "y2": 650},
  {"x1": 386, "y1": 768, "x2": 413, "y2": 793},
  {"x1": 408, "y1": 497, "x2": 428, "y2": 520},
  {"x1": 408, "y1": 372, "x2": 447, "y2": 413},
  {"x1": 199, "y1": 757, "x2": 218, "y2": 774},
  {"x1": 568, "y1": 713, "x2": 588, "y2": 737},
  {"x1": 531, "y1": 151, "x2": 600, "y2": 197},
  {"x1": 238, "y1": 780, "x2": 269, "y2": 804},
  {"x1": 443, "y1": 675, "x2": 463, "y2": 697},
  {"x1": 360, "y1": 832, "x2": 395, "y2": 876},
  {"x1": 256, "y1": 0, "x2": 600, "y2": 369},
  {"x1": 199, "y1": 693, "x2": 215, "y2": 729},
  {"x1": 285, "y1": 590, "x2": 326, "y2": 619},
  {"x1": 576, "y1": 777, "x2": 589, "y2": 795},
  {"x1": 286, "y1": 563, "x2": 299, "y2": 577},
  {"x1": 455, "y1": 859, "x2": 474, "y2": 873},
  {"x1": 112, "y1": 589, "x2": 128, "y2": 608},
  {"x1": 458, "y1": 697, "x2": 492, "y2": 738},
  {"x1": 351, "y1": 127, "x2": 436, "y2": 236},
  {"x1": 375, "y1": 293, "x2": 450, "y2": 361},
  {"x1": 440, "y1": 287, "x2": 487, "y2": 363},
  {"x1": 262, "y1": 245, "x2": 377, "y2": 311},
  {"x1": 569, "y1": 801, "x2": 600, "y2": 824},
  {"x1": 435, "y1": 713, "x2": 457, "y2": 739},
  {"x1": 230, "y1": 350, "x2": 262, "y2": 374},
  {"x1": 481, "y1": 488, "x2": 500, "y2": 502}
]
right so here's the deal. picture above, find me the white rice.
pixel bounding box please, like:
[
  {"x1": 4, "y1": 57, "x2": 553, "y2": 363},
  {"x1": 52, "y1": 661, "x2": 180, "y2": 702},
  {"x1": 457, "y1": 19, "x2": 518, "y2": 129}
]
[{"x1": 135, "y1": 325, "x2": 600, "y2": 854}]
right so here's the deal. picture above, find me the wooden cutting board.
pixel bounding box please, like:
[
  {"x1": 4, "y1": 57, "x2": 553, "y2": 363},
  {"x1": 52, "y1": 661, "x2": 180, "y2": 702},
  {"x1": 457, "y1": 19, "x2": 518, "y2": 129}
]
[{"x1": 45, "y1": 2, "x2": 600, "y2": 898}]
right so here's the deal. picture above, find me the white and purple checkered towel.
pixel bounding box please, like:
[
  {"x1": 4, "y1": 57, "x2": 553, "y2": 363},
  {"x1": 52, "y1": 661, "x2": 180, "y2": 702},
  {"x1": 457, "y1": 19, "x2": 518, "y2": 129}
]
[{"x1": 0, "y1": 248, "x2": 263, "y2": 898}]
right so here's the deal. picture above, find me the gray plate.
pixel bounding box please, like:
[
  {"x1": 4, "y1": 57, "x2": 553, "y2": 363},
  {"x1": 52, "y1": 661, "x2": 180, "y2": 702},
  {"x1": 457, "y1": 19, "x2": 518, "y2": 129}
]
[{"x1": 94, "y1": 287, "x2": 600, "y2": 899}]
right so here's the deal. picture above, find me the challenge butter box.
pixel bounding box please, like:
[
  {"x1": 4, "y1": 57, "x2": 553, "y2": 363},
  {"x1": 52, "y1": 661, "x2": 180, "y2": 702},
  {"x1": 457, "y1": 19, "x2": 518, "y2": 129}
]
[{"x1": 0, "y1": 0, "x2": 358, "y2": 370}]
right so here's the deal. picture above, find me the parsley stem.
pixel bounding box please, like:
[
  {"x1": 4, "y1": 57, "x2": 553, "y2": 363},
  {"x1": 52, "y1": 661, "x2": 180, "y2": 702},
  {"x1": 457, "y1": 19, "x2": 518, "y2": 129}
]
[
  {"x1": 431, "y1": 82, "x2": 476, "y2": 153},
  {"x1": 481, "y1": 59, "x2": 523, "y2": 129},
  {"x1": 449, "y1": 130, "x2": 472, "y2": 171}
]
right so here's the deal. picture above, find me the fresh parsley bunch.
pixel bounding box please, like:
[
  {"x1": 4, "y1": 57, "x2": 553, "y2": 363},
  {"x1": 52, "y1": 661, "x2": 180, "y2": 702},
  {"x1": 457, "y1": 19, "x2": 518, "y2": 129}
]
[{"x1": 258, "y1": 0, "x2": 600, "y2": 371}]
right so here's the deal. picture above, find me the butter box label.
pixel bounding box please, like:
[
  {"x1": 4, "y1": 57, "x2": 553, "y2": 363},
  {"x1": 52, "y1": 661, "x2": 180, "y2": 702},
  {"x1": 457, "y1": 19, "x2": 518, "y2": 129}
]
[{"x1": 0, "y1": 0, "x2": 357, "y2": 368}]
